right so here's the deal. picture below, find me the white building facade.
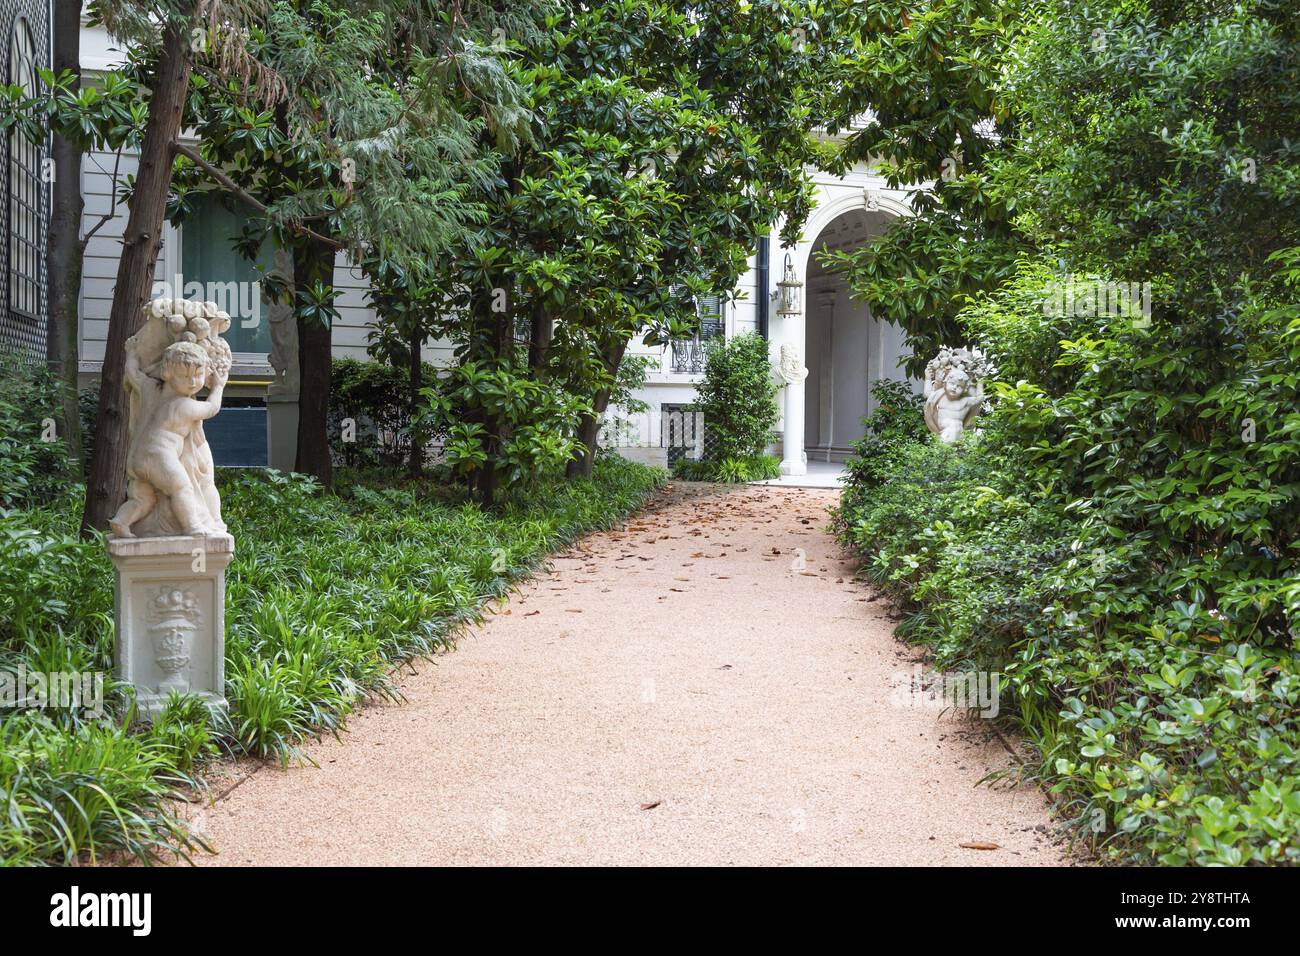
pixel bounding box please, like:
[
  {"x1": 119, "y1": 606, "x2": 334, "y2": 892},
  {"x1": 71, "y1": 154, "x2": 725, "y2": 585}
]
[{"x1": 623, "y1": 165, "x2": 916, "y2": 473}]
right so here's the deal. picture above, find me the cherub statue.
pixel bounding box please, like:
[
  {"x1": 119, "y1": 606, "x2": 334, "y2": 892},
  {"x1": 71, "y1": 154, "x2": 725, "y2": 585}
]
[
  {"x1": 923, "y1": 347, "x2": 987, "y2": 443},
  {"x1": 109, "y1": 300, "x2": 231, "y2": 538}
]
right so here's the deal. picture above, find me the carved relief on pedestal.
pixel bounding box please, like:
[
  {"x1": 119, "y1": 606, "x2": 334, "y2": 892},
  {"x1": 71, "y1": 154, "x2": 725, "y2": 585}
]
[{"x1": 147, "y1": 586, "x2": 201, "y2": 694}]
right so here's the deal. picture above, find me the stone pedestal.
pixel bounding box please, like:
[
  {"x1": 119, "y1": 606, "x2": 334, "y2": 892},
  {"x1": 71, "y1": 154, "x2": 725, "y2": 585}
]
[
  {"x1": 108, "y1": 533, "x2": 233, "y2": 718},
  {"x1": 266, "y1": 392, "x2": 299, "y2": 472},
  {"x1": 780, "y1": 379, "x2": 807, "y2": 476}
]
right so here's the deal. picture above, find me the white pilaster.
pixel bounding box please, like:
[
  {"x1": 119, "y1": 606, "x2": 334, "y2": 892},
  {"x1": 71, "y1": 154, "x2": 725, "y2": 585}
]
[{"x1": 780, "y1": 378, "x2": 807, "y2": 476}]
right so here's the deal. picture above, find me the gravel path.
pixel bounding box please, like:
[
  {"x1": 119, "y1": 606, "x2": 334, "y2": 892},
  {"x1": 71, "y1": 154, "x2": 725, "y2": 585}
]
[{"x1": 183, "y1": 482, "x2": 1070, "y2": 866}]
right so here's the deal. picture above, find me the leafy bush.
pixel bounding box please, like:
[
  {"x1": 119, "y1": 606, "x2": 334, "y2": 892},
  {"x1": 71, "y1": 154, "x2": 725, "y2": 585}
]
[
  {"x1": 0, "y1": 354, "x2": 79, "y2": 507},
  {"x1": 841, "y1": 264, "x2": 1300, "y2": 866},
  {"x1": 0, "y1": 712, "x2": 205, "y2": 865},
  {"x1": 691, "y1": 332, "x2": 779, "y2": 464},
  {"x1": 328, "y1": 357, "x2": 443, "y2": 469},
  {"x1": 838, "y1": 0, "x2": 1300, "y2": 866},
  {"x1": 672, "y1": 453, "x2": 781, "y2": 483},
  {"x1": 840, "y1": 379, "x2": 927, "y2": 504},
  {"x1": 424, "y1": 360, "x2": 586, "y2": 490},
  {"x1": 0, "y1": 456, "x2": 665, "y2": 862},
  {"x1": 841, "y1": 414, "x2": 1300, "y2": 865}
]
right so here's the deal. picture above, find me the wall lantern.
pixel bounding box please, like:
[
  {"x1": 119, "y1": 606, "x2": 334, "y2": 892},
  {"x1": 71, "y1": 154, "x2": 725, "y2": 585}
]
[{"x1": 775, "y1": 252, "x2": 802, "y2": 318}]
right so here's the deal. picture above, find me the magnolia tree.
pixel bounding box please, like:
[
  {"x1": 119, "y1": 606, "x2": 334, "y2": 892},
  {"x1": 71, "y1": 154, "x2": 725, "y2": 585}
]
[
  {"x1": 818, "y1": 0, "x2": 1025, "y2": 373},
  {"x1": 168, "y1": 0, "x2": 540, "y2": 488},
  {"x1": 10, "y1": 0, "x2": 538, "y2": 525},
  {"x1": 395, "y1": 0, "x2": 843, "y2": 503}
]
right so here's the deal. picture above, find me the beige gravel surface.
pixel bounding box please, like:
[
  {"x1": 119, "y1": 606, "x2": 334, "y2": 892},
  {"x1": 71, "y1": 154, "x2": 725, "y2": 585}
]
[{"x1": 182, "y1": 482, "x2": 1071, "y2": 866}]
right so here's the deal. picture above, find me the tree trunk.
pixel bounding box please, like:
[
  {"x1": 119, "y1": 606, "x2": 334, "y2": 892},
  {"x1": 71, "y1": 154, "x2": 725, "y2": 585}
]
[
  {"x1": 45, "y1": 0, "x2": 83, "y2": 464},
  {"x1": 528, "y1": 302, "x2": 552, "y2": 378},
  {"x1": 567, "y1": 338, "x2": 628, "y2": 480},
  {"x1": 473, "y1": 290, "x2": 515, "y2": 507},
  {"x1": 407, "y1": 324, "x2": 423, "y2": 476},
  {"x1": 293, "y1": 237, "x2": 335, "y2": 488},
  {"x1": 81, "y1": 14, "x2": 193, "y2": 535}
]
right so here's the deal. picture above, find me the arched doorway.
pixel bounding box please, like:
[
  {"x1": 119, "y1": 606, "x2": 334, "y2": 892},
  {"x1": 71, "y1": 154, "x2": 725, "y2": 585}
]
[{"x1": 801, "y1": 209, "x2": 913, "y2": 462}]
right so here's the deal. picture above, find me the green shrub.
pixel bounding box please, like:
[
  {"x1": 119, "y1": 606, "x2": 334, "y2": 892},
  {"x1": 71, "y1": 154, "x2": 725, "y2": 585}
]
[
  {"x1": 672, "y1": 453, "x2": 780, "y2": 483},
  {"x1": 837, "y1": 0, "x2": 1300, "y2": 866},
  {"x1": 329, "y1": 357, "x2": 443, "y2": 469},
  {"x1": 0, "y1": 354, "x2": 79, "y2": 508},
  {"x1": 0, "y1": 712, "x2": 204, "y2": 866},
  {"x1": 839, "y1": 265, "x2": 1300, "y2": 864},
  {"x1": 840, "y1": 378, "x2": 927, "y2": 506},
  {"x1": 691, "y1": 333, "x2": 779, "y2": 463}
]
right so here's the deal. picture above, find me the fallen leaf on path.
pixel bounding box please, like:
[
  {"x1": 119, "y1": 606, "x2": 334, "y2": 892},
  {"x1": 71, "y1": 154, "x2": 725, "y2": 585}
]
[
  {"x1": 524, "y1": 611, "x2": 540, "y2": 616},
  {"x1": 959, "y1": 842, "x2": 1001, "y2": 851},
  {"x1": 640, "y1": 800, "x2": 662, "y2": 810}
]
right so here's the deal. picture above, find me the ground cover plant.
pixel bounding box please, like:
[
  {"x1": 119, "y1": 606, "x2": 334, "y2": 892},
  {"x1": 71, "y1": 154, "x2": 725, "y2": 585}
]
[{"x1": 0, "y1": 393, "x2": 664, "y2": 865}]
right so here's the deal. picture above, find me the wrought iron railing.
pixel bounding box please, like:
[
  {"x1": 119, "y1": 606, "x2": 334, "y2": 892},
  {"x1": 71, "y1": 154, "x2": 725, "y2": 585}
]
[{"x1": 669, "y1": 316, "x2": 724, "y2": 374}]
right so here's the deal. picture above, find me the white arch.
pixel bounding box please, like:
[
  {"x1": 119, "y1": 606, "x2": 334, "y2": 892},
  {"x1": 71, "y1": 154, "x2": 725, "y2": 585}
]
[
  {"x1": 773, "y1": 180, "x2": 915, "y2": 477},
  {"x1": 787, "y1": 185, "x2": 913, "y2": 283}
]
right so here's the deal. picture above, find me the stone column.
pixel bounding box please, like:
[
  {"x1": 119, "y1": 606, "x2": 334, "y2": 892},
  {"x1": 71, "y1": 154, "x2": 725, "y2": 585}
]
[
  {"x1": 109, "y1": 533, "x2": 233, "y2": 717},
  {"x1": 780, "y1": 381, "x2": 806, "y2": 476},
  {"x1": 778, "y1": 343, "x2": 809, "y2": 477}
]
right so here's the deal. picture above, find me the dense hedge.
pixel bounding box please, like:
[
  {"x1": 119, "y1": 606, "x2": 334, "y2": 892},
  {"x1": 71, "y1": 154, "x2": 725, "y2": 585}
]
[
  {"x1": 328, "y1": 357, "x2": 444, "y2": 469},
  {"x1": 837, "y1": 268, "x2": 1300, "y2": 865}
]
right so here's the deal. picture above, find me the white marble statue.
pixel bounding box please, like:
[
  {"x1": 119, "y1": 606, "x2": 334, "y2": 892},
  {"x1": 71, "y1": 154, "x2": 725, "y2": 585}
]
[
  {"x1": 778, "y1": 343, "x2": 808, "y2": 385},
  {"x1": 265, "y1": 247, "x2": 299, "y2": 396},
  {"x1": 923, "y1": 347, "x2": 987, "y2": 443},
  {"x1": 109, "y1": 298, "x2": 233, "y2": 538}
]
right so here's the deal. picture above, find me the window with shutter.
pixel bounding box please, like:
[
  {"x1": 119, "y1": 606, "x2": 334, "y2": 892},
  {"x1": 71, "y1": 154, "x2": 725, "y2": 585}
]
[{"x1": 6, "y1": 18, "x2": 42, "y2": 322}]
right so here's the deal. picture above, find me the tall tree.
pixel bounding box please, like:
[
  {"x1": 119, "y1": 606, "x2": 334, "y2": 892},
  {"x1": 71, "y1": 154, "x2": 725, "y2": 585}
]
[
  {"x1": 44, "y1": 0, "x2": 84, "y2": 461},
  {"x1": 819, "y1": 0, "x2": 1026, "y2": 372},
  {"x1": 171, "y1": 0, "x2": 537, "y2": 486},
  {"x1": 421, "y1": 0, "x2": 835, "y2": 498}
]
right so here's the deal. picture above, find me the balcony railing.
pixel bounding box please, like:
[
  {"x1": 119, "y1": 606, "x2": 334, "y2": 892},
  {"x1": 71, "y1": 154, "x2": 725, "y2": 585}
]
[{"x1": 669, "y1": 316, "x2": 724, "y2": 374}]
